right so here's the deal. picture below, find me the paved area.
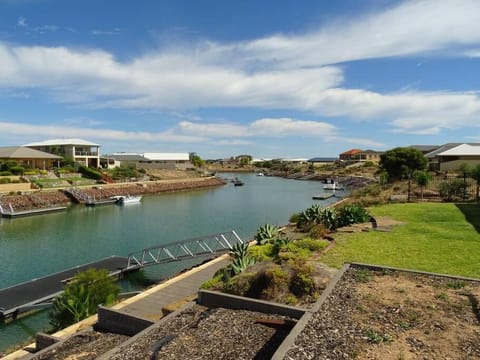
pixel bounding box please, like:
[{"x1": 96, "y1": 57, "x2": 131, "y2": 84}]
[{"x1": 112, "y1": 254, "x2": 230, "y2": 321}]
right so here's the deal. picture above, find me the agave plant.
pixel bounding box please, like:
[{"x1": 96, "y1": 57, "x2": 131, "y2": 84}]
[
  {"x1": 230, "y1": 242, "x2": 256, "y2": 275},
  {"x1": 336, "y1": 204, "x2": 371, "y2": 228},
  {"x1": 255, "y1": 224, "x2": 280, "y2": 245},
  {"x1": 319, "y1": 207, "x2": 338, "y2": 230},
  {"x1": 297, "y1": 204, "x2": 323, "y2": 230}
]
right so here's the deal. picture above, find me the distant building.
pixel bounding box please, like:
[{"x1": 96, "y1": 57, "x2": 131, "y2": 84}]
[
  {"x1": 103, "y1": 152, "x2": 192, "y2": 170},
  {"x1": 339, "y1": 149, "x2": 362, "y2": 161},
  {"x1": 0, "y1": 146, "x2": 62, "y2": 170},
  {"x1": 307, "y1": 157, "x2": 338, "y2": 165},
  {"x1": 24, "y1": 139, "x2": 100, "y2": 168}
]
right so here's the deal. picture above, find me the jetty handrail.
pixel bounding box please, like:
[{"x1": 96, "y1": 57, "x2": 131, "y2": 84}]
[{"x1": 125, "y1": 230, "x2": 243, "y2": 270}]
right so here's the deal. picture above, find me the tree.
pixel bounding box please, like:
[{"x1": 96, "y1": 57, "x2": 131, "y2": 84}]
[
  {"x1": 379, "y1": 147, "x2": 428, "y2": 181},
  {"x1": 415, "y1": 170, "x2": 431, "y2": 201},
  {"x1": 470, "y1": 164, "x2": 480, "y2": 201},
  {"x1": 50, "y1": 268, "x2": 119, "y2": 330},
  {"x1": 379, "y1": 147, "x2": 428, "y2": 202},
  {"x1": 189, "y1": 153, "x2": 205, "y2": 168},
  {"x1": 458, "y1": 163, "x2": 472, "y2": 200}
]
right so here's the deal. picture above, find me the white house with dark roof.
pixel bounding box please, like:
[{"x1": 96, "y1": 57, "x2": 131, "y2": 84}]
[
  {"x1": 24, "y1": 139, "x2": 100, "y2": 168},
  {"x1": 104, "y1": 152, "x2": 192, "y2": 170}
]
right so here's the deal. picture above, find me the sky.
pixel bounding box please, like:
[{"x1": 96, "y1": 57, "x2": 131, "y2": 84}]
[{"x1": 0, "y1": 0, "x2": 480, "y2": 159}]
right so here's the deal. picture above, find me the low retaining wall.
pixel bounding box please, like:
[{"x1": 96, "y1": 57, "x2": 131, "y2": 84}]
[{"x1": 96, "y1": 306, "x2": 154, "y2": 336}]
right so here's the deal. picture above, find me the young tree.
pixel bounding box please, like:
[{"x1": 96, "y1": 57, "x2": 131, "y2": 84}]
[
  {"x1": 458, "y1": 163, "x2": 472, "y2": 200},
  {"x1": 415, "y1": 170, "x2": 431, "y2": 201}
]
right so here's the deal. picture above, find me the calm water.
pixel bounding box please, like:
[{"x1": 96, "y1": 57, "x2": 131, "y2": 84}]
[{"x1": 0, "y1": 174, "x2": 342, "y2": 352}]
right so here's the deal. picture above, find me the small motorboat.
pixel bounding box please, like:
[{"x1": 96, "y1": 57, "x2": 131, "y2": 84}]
[
  {"x1": 323, "y1": 179, "x2": 343, "y2": 190},
  {"x1": 233, "y1": 178, "x2": 244, "y2": 186},
  {"x1": 111, "y1": 195, "x2": 142, "y2": 204}
]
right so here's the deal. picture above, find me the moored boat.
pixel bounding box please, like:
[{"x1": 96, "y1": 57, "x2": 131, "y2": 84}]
[
  {"x1": 323, "y1": 178, "x2": 343, "y2": 190},
  {"x1": 111, "y1": 195, "x2": 142, "y2": 204}
]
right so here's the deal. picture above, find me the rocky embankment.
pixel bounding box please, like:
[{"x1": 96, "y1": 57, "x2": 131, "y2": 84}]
[
  {"x1": 265, "y1": 171, "x2": 376, "y2": 189},
  {"x1": 0, "y1": 177, "x2": 224, "y2": 212}
]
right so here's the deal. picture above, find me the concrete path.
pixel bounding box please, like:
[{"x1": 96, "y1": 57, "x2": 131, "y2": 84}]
[{"x1": 112, "y1": 254, "x2": 231, "y2": 321}]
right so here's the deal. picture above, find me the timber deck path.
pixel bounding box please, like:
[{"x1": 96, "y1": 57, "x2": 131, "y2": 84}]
[
  {"x1": 113, "y1": 255, "x2": 231, "y2": 321},
  {"x1": 0, "y1": 256, "x2": 128, "y2": 319}
]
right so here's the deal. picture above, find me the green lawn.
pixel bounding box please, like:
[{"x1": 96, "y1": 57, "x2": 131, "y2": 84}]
[{"x1": 321, "y1": 202, "x2": 480, "y2": 278}]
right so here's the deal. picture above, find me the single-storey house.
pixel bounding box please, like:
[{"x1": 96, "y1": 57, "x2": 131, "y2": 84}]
[
  {"x1": 307, "y1": 157, "x2": 338, "y2": 166},
  {"x1": 0, "y1": 146, "x2": 62, "y2": 170},
  {"x1": 103, "y1": 153, "x2": 192, "y2": 170},
  {"x1": 339, "y1": 149, "x2": 362, "y2": 161},
  {"x1": 24, "y1": 138, "x2": 100, "y2": 168},
  {"x1": 425, "y1": 143, "x2": 480, "y2": 171}
]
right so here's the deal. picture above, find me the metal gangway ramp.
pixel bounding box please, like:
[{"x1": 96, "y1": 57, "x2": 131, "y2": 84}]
[{"x1": 125, "y1": 230, "x2": 244, "y2": 271}]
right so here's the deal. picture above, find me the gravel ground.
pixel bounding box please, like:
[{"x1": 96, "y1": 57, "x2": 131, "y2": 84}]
[
  {"x1": 107, "y1": 305, "x2": 294, "y2": 360},
  {"x1": 29, "y1": 330, "x2": 129, "y2": 360},
  {"x1": 285, "y1": 267, "x2": 480, "y2": 359}
]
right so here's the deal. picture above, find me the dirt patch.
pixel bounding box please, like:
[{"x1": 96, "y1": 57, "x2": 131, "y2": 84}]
[{"x1": 286, "y1": 267, "x2": 480, "y2": 359}]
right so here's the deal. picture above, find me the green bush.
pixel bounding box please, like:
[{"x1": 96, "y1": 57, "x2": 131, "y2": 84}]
[
  {"x1": 277, "y1": 242, "x2": 312, "y2": 261},
  {"x1": 0, "y1": 177, "x2": 11, "y2": 184},
  {"x1": 289, "y1": 259, "x2": 317, "y2": 297},
  {"x1": 248, "y1": 243, "x2": 276, "y2": 262},
  {"x1": 336, "y1": 204, "x2": 371, "y2": 227},
  {"x1": 78, "y1": 166, "x2": 102, "y2": 180},
  {"x1": 439, "y1": 180, "x2": 468, "y2": 201},
  {"x1": 0, "y1": 171, "x2": 12, "y2": 176},
  {"x1": 289, "y1": 212, "x2": 301, "y2": 224},
  {"x1": 24, "y1": 170, "x2": 38, "y2": 175},
  {"x1": 9, "y1": 166, "x2": 25, "y2": 175},
  {"x1": 295, "y1": 238, "x2": 329, "y2": 252},
  {"x1": 50, "y1": 268, "x2": 120, "y2": 330},
  {"x1": 309, "y1": 224, "x2": 326, "y2": 239}
]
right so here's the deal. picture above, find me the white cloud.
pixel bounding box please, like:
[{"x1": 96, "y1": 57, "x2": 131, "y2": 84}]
[
  {"x1": 1, "y1": 0, "x2": 480, "y2": 137},
  {"x1": 91, "y1": 28, "x2": 121, "y2": 36},
  {"x1": 179, "y1": 118, "x2": 337, "y2": 138},
  {"x1": 0, "y1": 121, "x2": 207, "y2": 144},
  {"x1": 17, "y1": 16, "x2": 27, "y2": 28}
]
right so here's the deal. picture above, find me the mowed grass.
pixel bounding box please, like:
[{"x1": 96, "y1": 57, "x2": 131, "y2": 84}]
[{"x1": 321, "y1": 202, "x2": 480, "y2": 278}]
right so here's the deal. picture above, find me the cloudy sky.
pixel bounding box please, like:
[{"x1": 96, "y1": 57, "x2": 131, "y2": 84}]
[{"x1": 0, "y1": 0, "x2": 480, "y2": 159}]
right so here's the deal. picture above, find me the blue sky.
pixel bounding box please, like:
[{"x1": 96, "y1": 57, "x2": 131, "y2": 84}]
[{"x1": 1, "y1": 0, "x2": 480, "y2": 159}]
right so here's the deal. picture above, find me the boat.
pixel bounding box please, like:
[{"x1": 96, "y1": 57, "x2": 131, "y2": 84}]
[
  {"x1": 256, "y1": 172, "x2": 265, "y2": 176},
  {"x1": 233, "y1": 179, "x2": 244, "y2": 186},
  {"x1": 323, "y1": 178, "x2": 344, "y2": 190},
  {"x1": 111, "y1": 195, "x2": 142, "y2": 204}
]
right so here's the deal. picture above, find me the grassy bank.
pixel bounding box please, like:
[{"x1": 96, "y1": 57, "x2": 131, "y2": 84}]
[{"x1": 321, "y1": 202, "x2": 480, "y2": 278}]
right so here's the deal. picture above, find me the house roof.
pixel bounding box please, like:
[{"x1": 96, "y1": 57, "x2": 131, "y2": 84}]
[
  {"x1": 425, "y1": 143, "x2": 480, "y2": 158},
  {"x1": 436, "y1": 143, "x2": 480, "y2": 156},
  {"x1": 340, "y1": 149, "x2": 362, "y2": 156},
  {"x1": 0, "y1": 146, "x2": 62, "y2": 159},
  {"x1": 109, "y1": 153, "x2": 148, "y2": 161},
  {"x1": 142, "y1": 153, "x2": 190, "y2": 161},
  {"x1": 110, "y1": 152, "x2": 190, "y2": 161},
  {"x1": 24, "y1": 138, "x2": 100, "y2": 147},
  {"x1": 308, "y1": 157, "x2": 338, "y2": 162},
  {"x1": 409, "y1": 145, "x2": 440, "y2": 154}
]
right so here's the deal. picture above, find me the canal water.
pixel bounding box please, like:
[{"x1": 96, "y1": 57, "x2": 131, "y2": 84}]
[{"x1": 0, "y1": 173, "x2": 342, "y2": 353}]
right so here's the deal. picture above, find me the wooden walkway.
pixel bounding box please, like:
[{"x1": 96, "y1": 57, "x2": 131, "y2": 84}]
[
  {"x1": 0, "y1": 256, "x2": 128, "y2": 319},
  {"x1": 113, "y1": 255, "x2": 231, "y2": 321}
]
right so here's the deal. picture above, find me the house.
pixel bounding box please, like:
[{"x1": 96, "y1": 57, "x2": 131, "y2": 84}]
[
  {"x1": 104, "y1": 153, "x2": 192, "y2": 170},
  {"x1": 0, "y1": 146, "x2": 62, "y2": 170},
  {"x1": 339, "y1": 149, "x2": 362, "y2": 161},
  {"x1": 24, "y1": 139, "x2": 100, "y2": 168},
  {"x1": 339, "y1": 149, "x2": 382, "y2": 163},
  {"x1": 307, "y1": 157, "x2": 338, "y2": 166},
  {"x1": 425, "y1": 143, "x2": 480, "y2": 171}
]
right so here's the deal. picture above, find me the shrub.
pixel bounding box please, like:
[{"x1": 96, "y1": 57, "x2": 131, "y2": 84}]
[
  {"x1": 439, "y1": 180, "x2": 468, "y2": 201},
  {"x1": 254, "y1": 224, "x2": 280, "y2": 245},
  {"x1": 0, "y1": 171, "x2": 12, "y2": 176},
  {"x1": 9, "y1": 166, "x2": 25, "y2": 175},
  {"x1": 289, "y1": 212, "x2": 301, "y2": 224},
  {"x1": 50, "y1": 268, "x2": 119, "y2": 330},
  {"x1": 277, "y1": 242, "x2": 312, "y2": 261},
  {"x1": 78, "y1": 166, "x2": 102, "y2": 180},
  {"x1": 309, "y1": 224, "x2": 326, "y2": 239},
  {"x1": 0, "y1": 177, "x2": 11, "y2": 184},
  {"x1": 248, "y1": 243, "x2": 276, "y2": 262},
  {"x1": 289, "y1": 259, "x2": 317, "y2": 297},
  {"x1": 230, "y1": 243, "x2": 256, "y2": 275},
  {"x1": 200, "y1": 275, "x2": 223, "y2": 290},
  {"x1": 295, "y1": 238, "x2": 329, "y2": 252},
  {"x1": 336, "y1": 204, "x2": 371, "y2": 228}
]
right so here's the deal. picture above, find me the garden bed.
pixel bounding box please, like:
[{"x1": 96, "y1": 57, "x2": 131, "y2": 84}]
[{"x1": 285, "y1": 265, "x2": 480, "y2": 359}]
